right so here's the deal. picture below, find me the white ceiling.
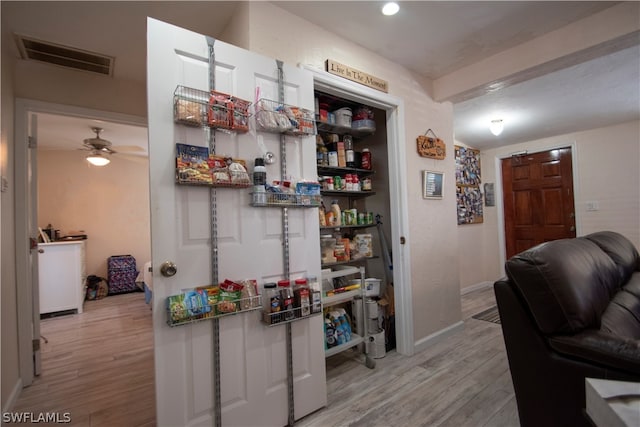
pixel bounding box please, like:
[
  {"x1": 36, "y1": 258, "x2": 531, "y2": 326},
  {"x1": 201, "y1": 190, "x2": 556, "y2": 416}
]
[
  {"x1": 3, "y1": 1, "x2": 639, "y2": 152},
  {"x1": 36, "y1": 113, "x2": 148, "y2": 156}
]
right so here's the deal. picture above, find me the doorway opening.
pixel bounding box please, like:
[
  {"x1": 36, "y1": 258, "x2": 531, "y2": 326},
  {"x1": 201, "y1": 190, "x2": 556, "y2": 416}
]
[{"x1": 14, "y1": 100, "x2": 154, "y2": 421}]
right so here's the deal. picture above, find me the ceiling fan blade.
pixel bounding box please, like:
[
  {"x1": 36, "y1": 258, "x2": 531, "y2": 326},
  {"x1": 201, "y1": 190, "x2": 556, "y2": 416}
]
[
  {"x1": 116, "y1": 153, "x2": 148, "y2": 164},
  {"x1": 113, "y1": 145, "x2": 145, "y2": 153}
]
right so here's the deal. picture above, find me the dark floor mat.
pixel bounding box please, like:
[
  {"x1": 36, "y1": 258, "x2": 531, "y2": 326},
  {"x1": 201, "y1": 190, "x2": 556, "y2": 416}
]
[{"x1": 472, "y1": 305, "x2": 501, "y2": 324}]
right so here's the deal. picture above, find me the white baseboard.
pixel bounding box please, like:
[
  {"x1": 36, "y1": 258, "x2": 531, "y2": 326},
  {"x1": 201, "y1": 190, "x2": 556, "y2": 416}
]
[
  {"x1": 460, "y1": 281, "x2": 493, "y2": 296},
  {"x1": 2, "y1": 378, "x2": 23, "y2": 413},
  {"x1": 413, "y1": 320, "x2": 464, "y2": 354}
]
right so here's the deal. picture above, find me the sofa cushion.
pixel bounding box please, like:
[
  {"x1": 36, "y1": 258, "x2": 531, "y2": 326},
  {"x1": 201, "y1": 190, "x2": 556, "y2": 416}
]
[
  {"x1": 600, "y1": 290, "x2": 640, "y2": 339},
  {"x1": 505, "y1": 238, "x2": 620, "y2": 335},
  {"x1": 584, "y1": 231, "x2": 640, "y2": 285}
]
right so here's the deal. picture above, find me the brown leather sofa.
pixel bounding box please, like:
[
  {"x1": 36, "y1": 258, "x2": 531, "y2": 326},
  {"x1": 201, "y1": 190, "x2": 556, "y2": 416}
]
[{"x1": 494, "y1": 231, "x2": 640, "y2": 427}]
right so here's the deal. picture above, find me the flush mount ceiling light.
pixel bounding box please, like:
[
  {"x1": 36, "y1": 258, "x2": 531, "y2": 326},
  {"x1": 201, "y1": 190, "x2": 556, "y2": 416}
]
[
  {"x1": 86, "y1": 151, "x2": 110, "y2": 166},
  {"x1": 382, "y1": 2, "x2": 400, "y2": 16},
  {"x1": 490, "y1": 119, "x2": 504, "y2": 136}
]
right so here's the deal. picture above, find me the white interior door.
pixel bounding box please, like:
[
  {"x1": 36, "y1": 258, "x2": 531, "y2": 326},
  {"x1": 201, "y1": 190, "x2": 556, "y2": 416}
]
[{"x1": 147, "y1": 18, "x2": 325, "y2": 427}]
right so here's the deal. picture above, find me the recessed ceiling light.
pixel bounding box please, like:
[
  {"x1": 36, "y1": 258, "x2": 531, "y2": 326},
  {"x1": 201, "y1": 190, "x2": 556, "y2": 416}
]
[{"x1": 382, "y1": 2, "x2": 400, "y2": 16}]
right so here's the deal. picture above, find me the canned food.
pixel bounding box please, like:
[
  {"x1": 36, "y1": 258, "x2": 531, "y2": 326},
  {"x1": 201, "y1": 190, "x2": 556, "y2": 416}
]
[
  {"x1": 367, "y1": 212, "x2": 374, "y2": 224},
  {"x1": 358, "y1": 213, "x2": 365, "y2": 225},
  {"x1": 334, "y1": 176, "x2": 342, "y2": 191}
]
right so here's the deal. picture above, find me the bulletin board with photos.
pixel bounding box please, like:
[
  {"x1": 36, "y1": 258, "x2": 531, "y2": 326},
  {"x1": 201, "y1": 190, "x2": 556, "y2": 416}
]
[{"x1": 455, "y1": 145, "x2": 483, "y2": 224}]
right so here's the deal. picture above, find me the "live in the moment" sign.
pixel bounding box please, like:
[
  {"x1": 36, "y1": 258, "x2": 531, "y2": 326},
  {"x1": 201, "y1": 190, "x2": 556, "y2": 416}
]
[{"x1": 325, "y1": 60, "x2": 388, "y2": 93}]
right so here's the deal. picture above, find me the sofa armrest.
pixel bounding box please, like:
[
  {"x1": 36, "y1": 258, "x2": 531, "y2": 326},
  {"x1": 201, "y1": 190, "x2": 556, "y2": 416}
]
[{"x1": 549, "y1": 330, "x2": 640, "y2": 376}]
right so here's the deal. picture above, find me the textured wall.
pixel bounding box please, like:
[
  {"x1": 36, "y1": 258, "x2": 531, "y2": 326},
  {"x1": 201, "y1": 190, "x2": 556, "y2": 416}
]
[
  {"x1": 247, "y1": 2, "x2": 462, "y2": 346},
  {"x1": 476, "y1": 120, "x2": 640, "y2": 283},
  {"x1": 37, "y1": 150, "x2": 151, "y2": 279}
]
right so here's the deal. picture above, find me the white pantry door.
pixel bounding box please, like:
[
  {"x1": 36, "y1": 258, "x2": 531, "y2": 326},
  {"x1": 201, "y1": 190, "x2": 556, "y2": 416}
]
[{"x1": 147, "y1": 18, "x2": 326, "y2": 427}]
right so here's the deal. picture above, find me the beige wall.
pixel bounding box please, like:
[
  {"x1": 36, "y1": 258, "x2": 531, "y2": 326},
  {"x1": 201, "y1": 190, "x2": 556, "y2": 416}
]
[
  {"x1": 37, "y1": 150, "x2": 151, "y2": 279},
  {"x1": 1, "y1": 16, "x2": 21, "y2": 410},
  {"x1": 453, "y1": 141, "x2": 491, "y2": 291},
  {"x1": 246, "y1": 2, "x2": 462, "y2": 344},
  {"x1": 459, "y1": 120, "x2": 640, "y2": 288},
  {"x1": 14, "y1": 60, "x2": 147, "y2": 118}
]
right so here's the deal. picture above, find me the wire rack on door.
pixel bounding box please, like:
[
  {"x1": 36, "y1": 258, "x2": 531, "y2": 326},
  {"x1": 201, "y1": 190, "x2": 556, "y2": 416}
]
[
  {"x1": 173, "y1": 85, "x2": 251, "y2": 132},
  {"x1": 254, "y1": 98, "x2": 316, "y2": 136}
]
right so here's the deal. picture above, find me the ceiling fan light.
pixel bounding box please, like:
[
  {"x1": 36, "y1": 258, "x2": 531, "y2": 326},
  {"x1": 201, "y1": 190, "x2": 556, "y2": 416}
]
[
  {"x1": 382, "y1": 2, "x2": 399, "y2": 16},
  {"x1": 490, "y1": 119, "x2": 504, "y2": 136},
  {"x1": 86, "y1": 153, "x2": 110, "y2": 166}
]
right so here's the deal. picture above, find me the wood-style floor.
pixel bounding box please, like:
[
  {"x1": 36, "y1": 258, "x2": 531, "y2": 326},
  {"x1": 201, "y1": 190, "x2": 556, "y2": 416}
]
[
  {"x1": 298, "y1": 285, "x2": 519, "y2": 427},
  {"x1": 10, "y1": 286, "x2": 518, "y2": 427},
  {"x1": 11, "y1": 292, "x2": 155, "y2": 426}
]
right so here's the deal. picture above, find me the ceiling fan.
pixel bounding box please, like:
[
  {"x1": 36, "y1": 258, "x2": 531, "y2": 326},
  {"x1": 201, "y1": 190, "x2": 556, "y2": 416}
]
[{"x1": 81, "y1": 127, "x2": 144, "y2": 166}]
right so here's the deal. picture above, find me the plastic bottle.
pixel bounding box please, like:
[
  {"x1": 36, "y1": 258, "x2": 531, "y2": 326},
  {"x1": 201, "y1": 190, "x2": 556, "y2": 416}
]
[
  {"x1": 325, "y1": 318, "x2": 336, "y2": 348},
  {"x1": 344, "y1": 135, "x2": 355, "y2": 168},
  {"x1": 331, "y1": 311, "x2": 346, "y2": 345},
  {"x1": 361, "y1": 148, "x2": 372, "y2": 170},
  {"x1": 278, "y1": 279, "x2": 295, "y2": 320},
  {"x1": 263, "y1": 282, "x2": 281, "y2": 324},
  {"x1": 253, "y1": 157, "x2": 266, "y2": 185},
  {"x1": 330, "y1": 200, "x2": 341, "y2": 226},
  {"x1": 337, "y1": 308, "x2": 352, "y2": 341},
  {"x1": 318, "y1": 202, "x2": 327, "y2": 227}
]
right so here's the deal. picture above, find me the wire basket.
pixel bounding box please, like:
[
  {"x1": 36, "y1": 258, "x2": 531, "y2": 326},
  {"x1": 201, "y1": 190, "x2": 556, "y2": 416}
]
[
  {"x1": 173, "y1": 86, "x2": 251, "y2": 133},
  {"x1": 167, "y1": 294, "x2": 262, "y2": 327},
  {"x1": 174, "y1": 86, "x2": 208, "y2": 127},
  {"x1": 254, "y1": 98, "x2": 316, "y2": 136},
  {"x1": 250, "y1": 192, "x2": 321, "y2": 207}
]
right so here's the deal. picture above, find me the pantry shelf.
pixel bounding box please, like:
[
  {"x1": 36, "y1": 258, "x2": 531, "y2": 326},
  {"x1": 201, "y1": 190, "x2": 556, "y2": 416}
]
[
  {"x1": 320, "y1": 190, "x2": 376, "y2": 198},
  {"x1": 321, "y1": 256, "x2": 379, "y2": 269},
  {"x1": 322, "y1": 289, "x2": 361, "y2": 307},
  {"x1": 320, "y1": 224, "x2": 375, "y2": 231},
  {"x1": 325, "y1": 334, "x2": 364, "y2": 358},
  {"x1": 317, "y1": 166, "x2": 374, "y2": 177},
  {"x1": 316, "y1": 121, "x2": 375, "y2": 138}
]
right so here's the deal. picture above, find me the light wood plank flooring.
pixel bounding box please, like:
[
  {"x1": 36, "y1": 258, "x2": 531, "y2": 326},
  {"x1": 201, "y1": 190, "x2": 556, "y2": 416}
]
[
  {"x1": 11, "y1": 286, "x2": 518, "y2": 427},
  {"x1": 297, "y1": 285, "x2": 519, "y2": 427},
  {"x1": 11, "y1": 292, "x2": 155, "y2": 427}
]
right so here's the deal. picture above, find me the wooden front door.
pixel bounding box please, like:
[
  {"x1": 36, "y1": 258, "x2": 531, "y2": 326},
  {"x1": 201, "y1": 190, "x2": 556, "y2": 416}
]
[{"x1": 502, "y1": 147, "x2": 576, "y2": 259}]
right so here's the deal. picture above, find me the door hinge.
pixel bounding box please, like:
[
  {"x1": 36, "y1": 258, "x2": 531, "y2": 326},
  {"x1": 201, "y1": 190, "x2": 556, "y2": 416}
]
[
  {"x1": 32, "y1": 339, "x2": 40, "y2": 352},
  {"x1": 28, "y1": 136, "x2": 37, "y2": 149}
]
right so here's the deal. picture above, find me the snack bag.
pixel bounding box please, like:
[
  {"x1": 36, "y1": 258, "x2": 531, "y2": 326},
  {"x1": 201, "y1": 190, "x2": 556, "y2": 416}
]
[
  {"x1": 176, "y1": 143, "x2": 212, "y2": 184},
  {"x1": 217, "y1": 280, "x2": 244, "y2": 314}
]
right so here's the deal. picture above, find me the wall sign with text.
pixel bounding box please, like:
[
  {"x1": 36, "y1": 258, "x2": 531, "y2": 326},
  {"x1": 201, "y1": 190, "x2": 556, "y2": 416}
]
[{"x1": 326, "y1": 60, "x2": 388, "y2": 93}]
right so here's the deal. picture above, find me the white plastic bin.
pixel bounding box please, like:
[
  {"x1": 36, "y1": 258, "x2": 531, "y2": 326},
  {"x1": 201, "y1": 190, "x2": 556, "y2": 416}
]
[
  {"x1": 333, "y1": 108, "x2": 352, "y2": 128},
  {"x1": 364, "y1": 278, "x2": 381, "y2": 297}
]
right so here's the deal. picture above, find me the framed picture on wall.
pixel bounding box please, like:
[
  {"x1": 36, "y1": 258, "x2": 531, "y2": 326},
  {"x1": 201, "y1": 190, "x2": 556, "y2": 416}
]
[{"x1": 423, "y1": 170, "x2": 444, "y2": 199}]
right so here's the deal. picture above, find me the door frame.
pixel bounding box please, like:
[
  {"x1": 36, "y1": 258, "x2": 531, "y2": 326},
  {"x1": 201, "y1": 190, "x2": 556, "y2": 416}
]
[
  {"x1": 494, "y1": 141, "x2": 581, "y2": 275},
  {"x1": 304, "y1": 66, "x2": 414, "y2": 356},
  {"x1": 14, "y1": 98, "x2": 146, "y2": 386}
]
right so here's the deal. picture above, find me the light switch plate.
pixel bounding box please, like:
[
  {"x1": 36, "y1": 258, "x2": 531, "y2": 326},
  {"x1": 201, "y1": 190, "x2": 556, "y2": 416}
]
[
  {"x1": 0, "y1": 176, "x2": 8, "y2": 192},
  {"x1": 586, "y1": 201, "x2": 600, "y2": 211}
]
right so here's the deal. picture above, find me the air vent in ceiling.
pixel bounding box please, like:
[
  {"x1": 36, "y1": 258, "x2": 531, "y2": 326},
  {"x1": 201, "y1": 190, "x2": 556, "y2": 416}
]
[{"x1": 15, "y1": 35, "x2": 114, "y2": 77}]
